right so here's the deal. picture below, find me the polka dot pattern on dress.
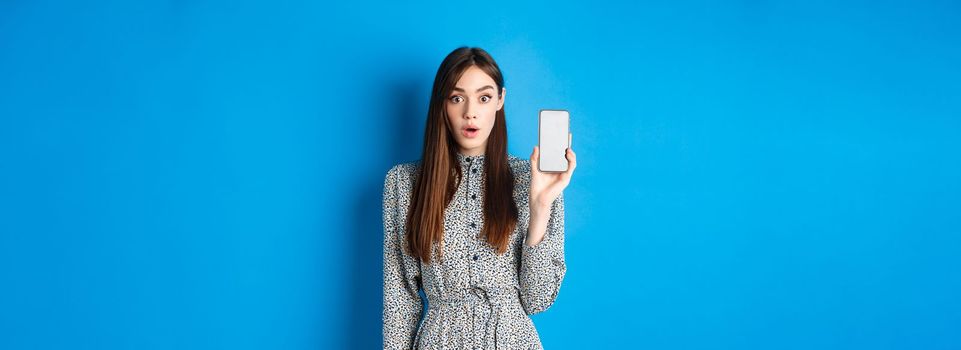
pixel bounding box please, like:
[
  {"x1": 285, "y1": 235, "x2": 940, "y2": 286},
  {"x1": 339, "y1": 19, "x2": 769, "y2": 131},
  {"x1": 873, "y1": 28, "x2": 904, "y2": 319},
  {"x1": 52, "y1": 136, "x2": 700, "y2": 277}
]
[{"x1": 383, "y1": 152, "x2": 567, "y2": 349}]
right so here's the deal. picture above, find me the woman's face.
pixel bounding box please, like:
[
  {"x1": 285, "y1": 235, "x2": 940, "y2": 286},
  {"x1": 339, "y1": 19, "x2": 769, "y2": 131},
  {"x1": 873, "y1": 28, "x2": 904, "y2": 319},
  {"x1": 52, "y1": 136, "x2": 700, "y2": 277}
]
[{"x1": 446, "y1": 65, "x2": 505, "y2": 156}]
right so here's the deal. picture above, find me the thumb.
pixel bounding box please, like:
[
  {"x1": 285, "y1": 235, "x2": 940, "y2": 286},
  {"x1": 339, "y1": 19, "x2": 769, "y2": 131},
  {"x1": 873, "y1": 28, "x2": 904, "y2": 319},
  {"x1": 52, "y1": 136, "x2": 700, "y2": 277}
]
[{"x1": 530, "y1": 146, "x2": 539, "y2": 170}]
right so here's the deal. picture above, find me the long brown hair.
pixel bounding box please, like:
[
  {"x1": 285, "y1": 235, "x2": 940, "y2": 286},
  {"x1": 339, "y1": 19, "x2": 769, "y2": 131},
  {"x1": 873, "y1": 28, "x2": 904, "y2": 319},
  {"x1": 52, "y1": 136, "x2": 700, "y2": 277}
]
[{"x1": 406, "y1": 47, "x2": 518, "y2": 264}]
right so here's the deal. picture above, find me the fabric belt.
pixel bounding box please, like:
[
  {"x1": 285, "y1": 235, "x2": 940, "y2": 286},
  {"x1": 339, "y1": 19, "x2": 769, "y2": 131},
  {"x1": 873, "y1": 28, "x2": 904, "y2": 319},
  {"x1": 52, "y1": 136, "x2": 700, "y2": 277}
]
[{"x1": 426, "y1": 287, "x2": 519, "y2": 349}]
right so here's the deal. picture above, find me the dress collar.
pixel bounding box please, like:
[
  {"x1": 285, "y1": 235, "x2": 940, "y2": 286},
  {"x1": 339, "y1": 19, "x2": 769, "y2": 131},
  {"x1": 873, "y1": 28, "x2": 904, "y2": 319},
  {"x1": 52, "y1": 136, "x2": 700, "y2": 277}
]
[{"x1": 455, "y1": 152, "x2": 486, "y2": 166}]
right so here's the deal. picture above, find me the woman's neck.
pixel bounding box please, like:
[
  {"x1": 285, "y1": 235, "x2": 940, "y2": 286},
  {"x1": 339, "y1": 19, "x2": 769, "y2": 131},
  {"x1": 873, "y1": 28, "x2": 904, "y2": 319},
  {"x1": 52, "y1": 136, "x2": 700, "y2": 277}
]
[{"x1": 456, "y1": 149, "x2": 485, "y2": 157}]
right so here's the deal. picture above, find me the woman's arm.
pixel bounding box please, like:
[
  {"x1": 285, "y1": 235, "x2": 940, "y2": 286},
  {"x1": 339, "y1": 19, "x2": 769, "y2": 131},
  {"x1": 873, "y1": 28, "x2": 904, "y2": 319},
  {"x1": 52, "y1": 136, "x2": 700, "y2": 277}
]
[
  {"x1": 382, "y1": 165, "x2": 423, "y2": 349},
  {"x1": 519, "y1": 192, "x2": 567, "y2": 315},
  {"x1": 519, "y1": 142, "x2": 576, "y2": 315}
]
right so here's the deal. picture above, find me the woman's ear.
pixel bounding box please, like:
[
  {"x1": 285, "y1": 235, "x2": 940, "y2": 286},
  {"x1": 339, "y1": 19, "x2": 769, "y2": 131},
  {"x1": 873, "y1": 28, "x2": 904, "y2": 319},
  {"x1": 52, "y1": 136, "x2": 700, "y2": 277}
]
[{"x1": 497, "y1": 87, "x2": 506, "y2": 111}]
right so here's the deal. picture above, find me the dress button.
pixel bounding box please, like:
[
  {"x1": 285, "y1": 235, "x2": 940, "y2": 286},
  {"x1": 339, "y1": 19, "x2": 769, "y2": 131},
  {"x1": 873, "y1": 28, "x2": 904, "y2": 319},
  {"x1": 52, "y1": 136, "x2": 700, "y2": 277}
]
[
  {"x1": 471, "y1": 193, "x2": 476, "y2": 200},
  {"x1": 470, "y1": 222, "x2": 477, "y2": 228},
  {"x1": 473, "y1": 254, "x2": 479, "y2": 261},
  {"x1": 471, "y1": 168, "x2": 477, "y2": 173}
]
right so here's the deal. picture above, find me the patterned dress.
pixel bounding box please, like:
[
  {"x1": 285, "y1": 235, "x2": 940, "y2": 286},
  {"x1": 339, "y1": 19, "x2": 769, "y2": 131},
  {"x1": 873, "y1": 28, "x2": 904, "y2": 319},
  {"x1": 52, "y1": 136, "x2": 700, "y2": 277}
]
[{"x1": 383, "y1": 152, "x2": 567, "y2": 349}]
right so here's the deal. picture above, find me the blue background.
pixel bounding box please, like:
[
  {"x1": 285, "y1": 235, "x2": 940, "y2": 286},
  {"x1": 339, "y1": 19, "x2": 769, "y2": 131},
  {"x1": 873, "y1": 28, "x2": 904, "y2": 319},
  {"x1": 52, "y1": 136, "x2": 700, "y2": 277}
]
[{"x1": 2, "y1": 1, "x2": 960, "y2": 349}]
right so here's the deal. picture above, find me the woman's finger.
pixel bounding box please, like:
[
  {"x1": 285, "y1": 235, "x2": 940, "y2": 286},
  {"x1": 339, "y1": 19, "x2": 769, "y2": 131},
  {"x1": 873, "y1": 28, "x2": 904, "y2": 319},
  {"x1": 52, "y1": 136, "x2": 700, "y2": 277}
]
[
  {"x1": 560, "y1": 148, "x2": 576, "y2": 181},
  {"x1": 530, "y1": 146, "x2": 539, "y2": 173}
]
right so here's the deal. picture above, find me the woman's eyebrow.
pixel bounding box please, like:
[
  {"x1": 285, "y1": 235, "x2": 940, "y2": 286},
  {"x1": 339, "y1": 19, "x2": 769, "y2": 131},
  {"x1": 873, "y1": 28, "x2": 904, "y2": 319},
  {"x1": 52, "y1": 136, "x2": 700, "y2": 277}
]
[{"x1": 452, "y1": 85, "x2": 495, "y2": 93}]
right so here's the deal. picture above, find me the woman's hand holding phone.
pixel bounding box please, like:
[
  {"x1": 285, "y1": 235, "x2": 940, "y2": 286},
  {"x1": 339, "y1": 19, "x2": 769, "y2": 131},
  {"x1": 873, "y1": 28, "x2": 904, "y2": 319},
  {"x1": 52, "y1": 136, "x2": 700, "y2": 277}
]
[{"x1": 527, "y1": 133, "x2": 576, "y2": 246}]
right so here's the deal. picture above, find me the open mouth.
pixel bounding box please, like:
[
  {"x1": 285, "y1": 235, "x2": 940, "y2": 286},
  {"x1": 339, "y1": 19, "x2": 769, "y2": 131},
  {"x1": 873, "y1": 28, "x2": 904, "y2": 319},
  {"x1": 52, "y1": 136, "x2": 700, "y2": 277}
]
[{"x1": 463, "y1": 126, "x2": 479, "y2": 138}]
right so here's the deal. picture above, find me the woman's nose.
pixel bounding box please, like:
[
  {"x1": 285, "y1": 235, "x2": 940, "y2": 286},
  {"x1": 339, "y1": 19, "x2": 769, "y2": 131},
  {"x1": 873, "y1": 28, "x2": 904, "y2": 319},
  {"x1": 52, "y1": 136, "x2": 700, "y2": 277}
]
[{"x1": 464, "y1": 101, "x2": 477, "y2": 119}]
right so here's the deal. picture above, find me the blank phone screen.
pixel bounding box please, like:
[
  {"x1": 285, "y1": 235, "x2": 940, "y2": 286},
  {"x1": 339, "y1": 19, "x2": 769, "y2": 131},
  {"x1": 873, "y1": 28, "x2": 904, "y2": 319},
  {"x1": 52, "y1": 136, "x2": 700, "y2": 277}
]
[{"x1": 538, "y1": 110, "x2": 570, "y2": 172}]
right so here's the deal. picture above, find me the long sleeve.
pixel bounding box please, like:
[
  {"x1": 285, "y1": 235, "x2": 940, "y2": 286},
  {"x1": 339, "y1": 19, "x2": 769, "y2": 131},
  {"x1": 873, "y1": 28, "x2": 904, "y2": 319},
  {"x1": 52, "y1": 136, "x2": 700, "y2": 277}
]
[
  {"x1": 382, "y1": 165, "x2": 424, "y2": 349},
  {"x1": 518, "y1": 192, "x2": 567, "y2": 315}
]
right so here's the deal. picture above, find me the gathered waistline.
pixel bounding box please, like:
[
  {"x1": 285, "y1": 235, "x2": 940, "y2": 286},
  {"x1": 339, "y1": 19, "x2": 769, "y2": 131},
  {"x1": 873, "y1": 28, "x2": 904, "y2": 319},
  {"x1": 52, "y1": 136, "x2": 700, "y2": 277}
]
[
  {"x1": 426, "y1": 286, "x2": 520, "y2": 308},
  {"x1": 418, "y1": 286, "x2": 522, "y2": 349}
]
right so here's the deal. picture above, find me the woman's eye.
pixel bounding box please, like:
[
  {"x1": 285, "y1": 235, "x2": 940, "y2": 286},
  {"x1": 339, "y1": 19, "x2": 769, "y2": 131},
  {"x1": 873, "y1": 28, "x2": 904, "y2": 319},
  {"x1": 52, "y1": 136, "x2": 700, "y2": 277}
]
[
  {"x1": 450, "y1": 96, "x2": 463, "y2": 103},
  {"x1": 480, "y1": 95, "x2": 491, "y2": 103}
]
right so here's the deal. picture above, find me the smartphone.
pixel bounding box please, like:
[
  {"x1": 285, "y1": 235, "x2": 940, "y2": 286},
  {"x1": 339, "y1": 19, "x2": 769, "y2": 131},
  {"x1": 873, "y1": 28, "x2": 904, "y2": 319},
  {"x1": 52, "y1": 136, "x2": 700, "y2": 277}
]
[{"x1": 538, "y1": 109, "x2": 571, "y2": 173}]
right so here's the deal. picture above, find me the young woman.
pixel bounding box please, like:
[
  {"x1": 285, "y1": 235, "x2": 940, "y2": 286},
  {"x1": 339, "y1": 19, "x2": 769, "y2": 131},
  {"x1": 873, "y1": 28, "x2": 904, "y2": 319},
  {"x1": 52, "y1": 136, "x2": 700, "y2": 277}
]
[{"x1": 382, "y1": 47, "x2": 577, "y2": 349}]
